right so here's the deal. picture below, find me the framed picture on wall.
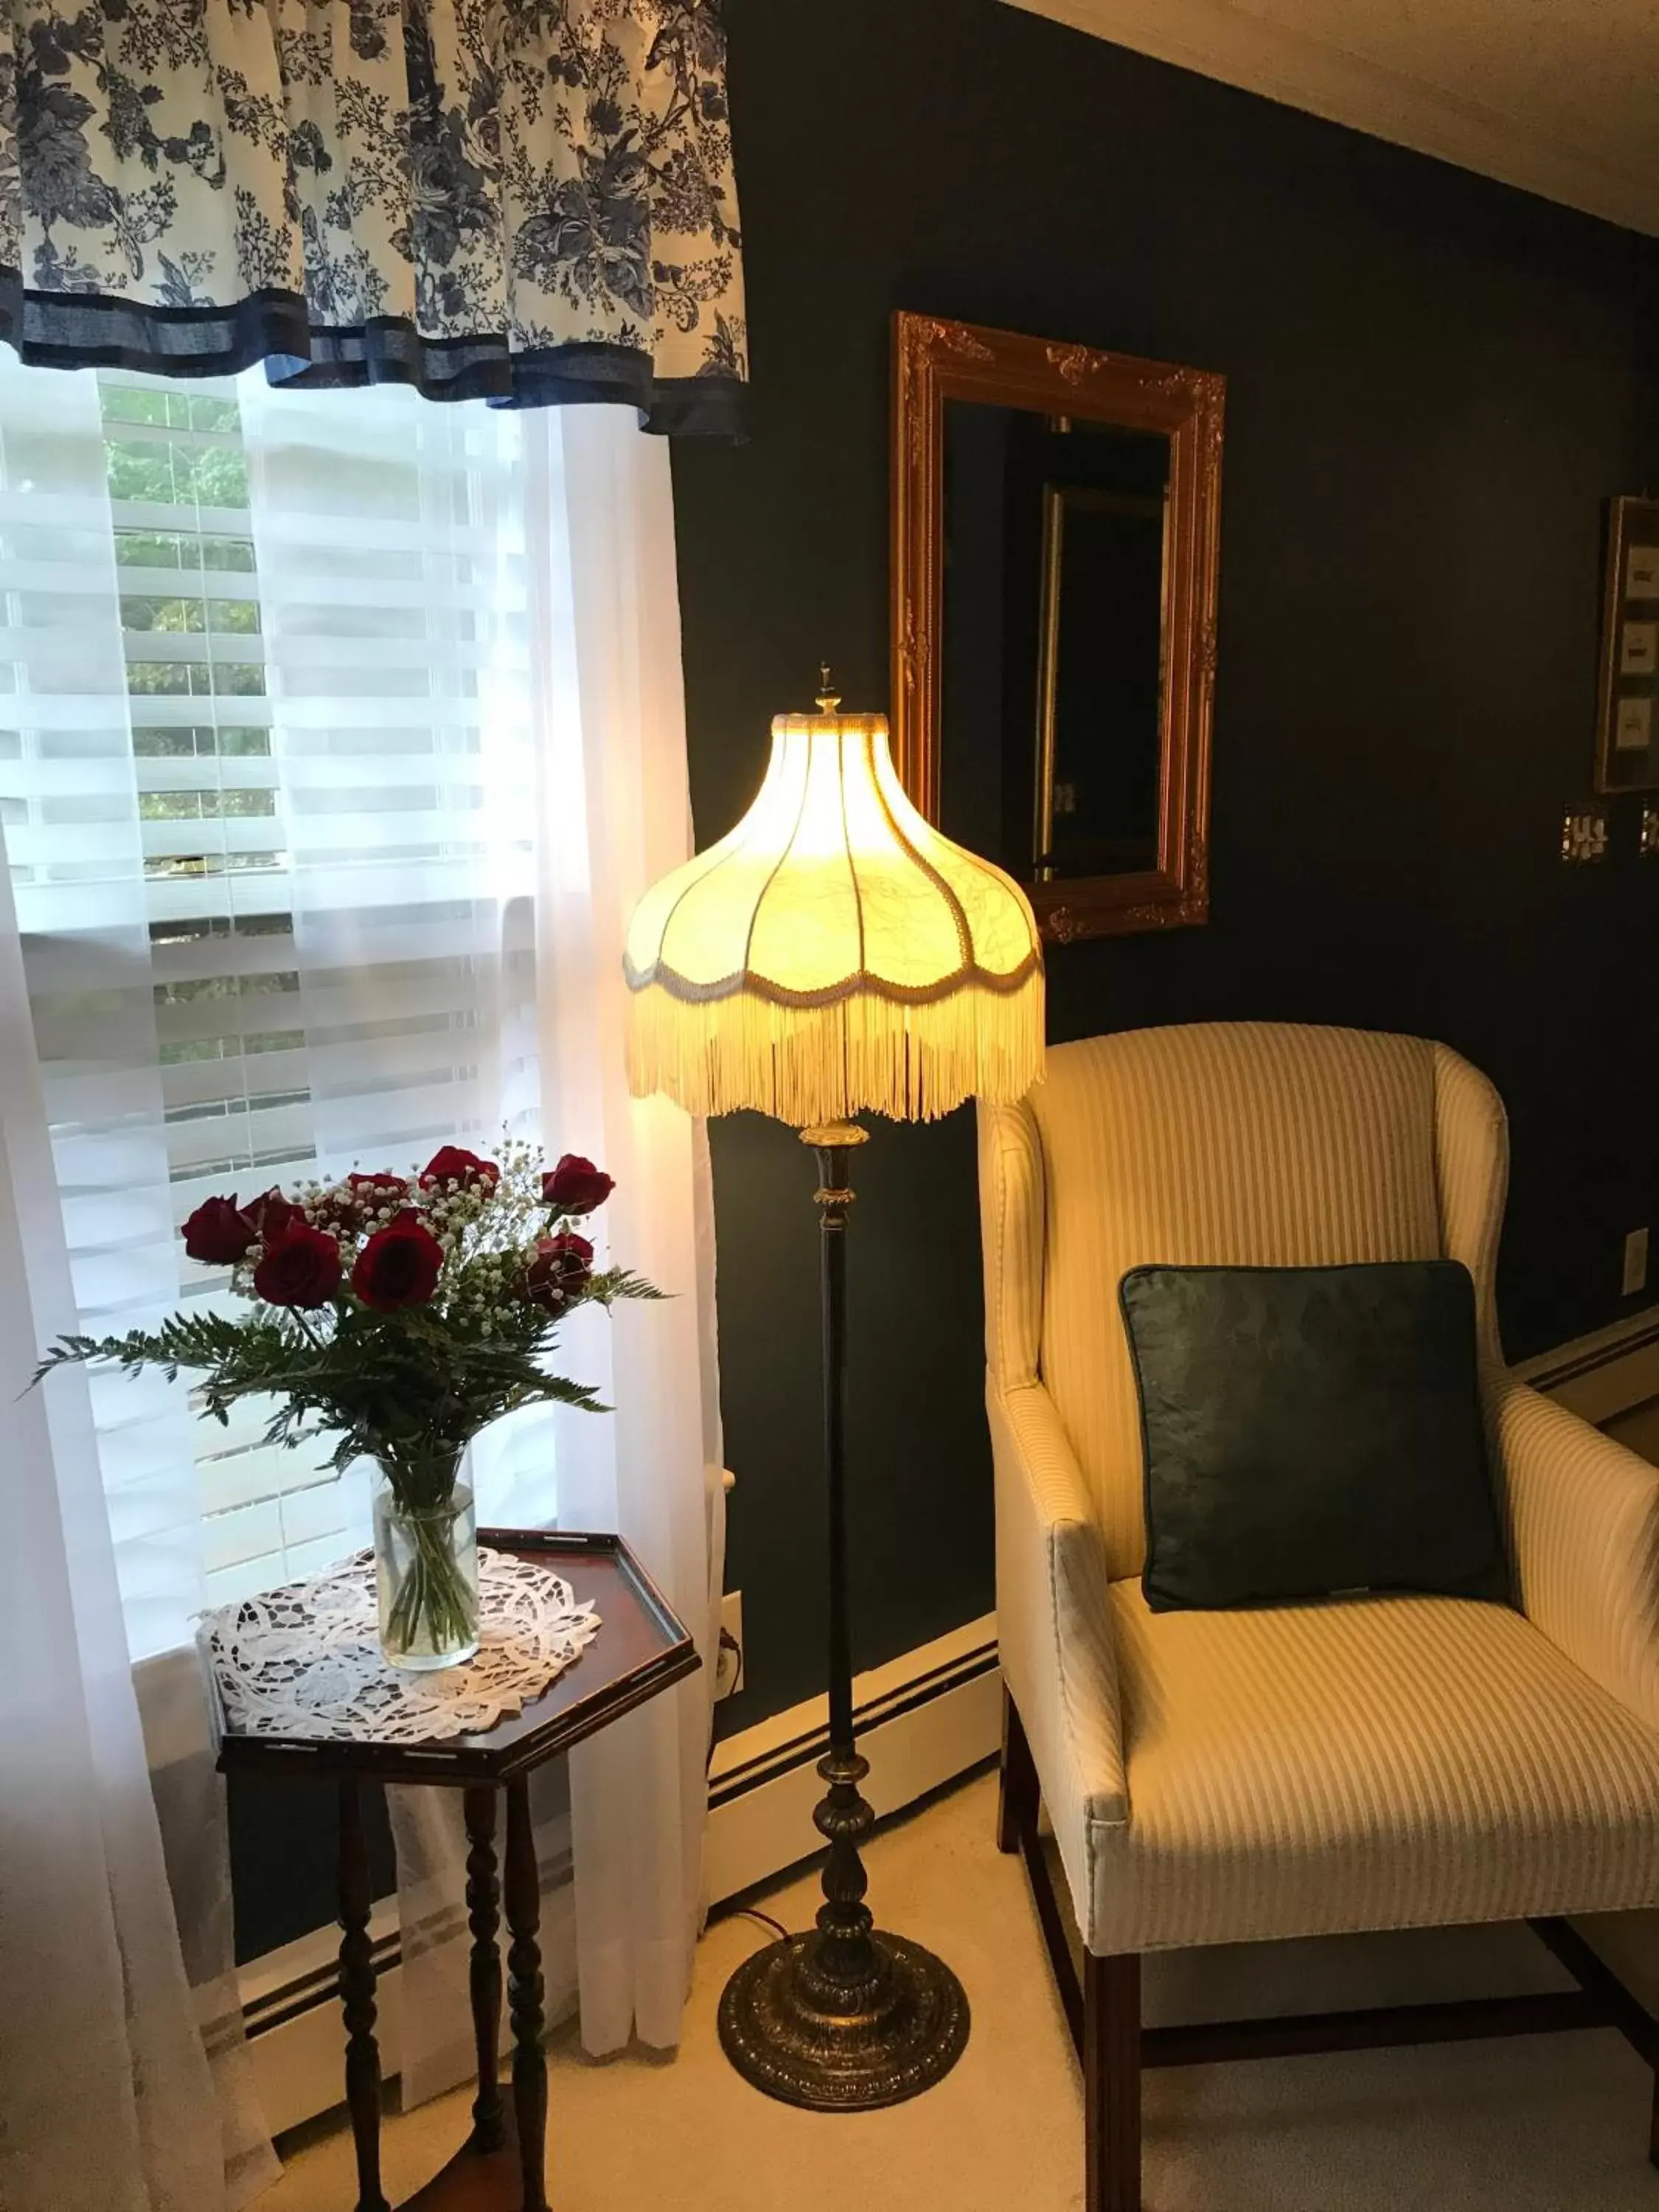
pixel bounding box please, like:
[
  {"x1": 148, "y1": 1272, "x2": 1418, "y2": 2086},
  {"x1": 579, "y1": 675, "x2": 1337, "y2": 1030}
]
[{"x1": 1596, "y1": 496, "x2": 1659, "y2": 792}]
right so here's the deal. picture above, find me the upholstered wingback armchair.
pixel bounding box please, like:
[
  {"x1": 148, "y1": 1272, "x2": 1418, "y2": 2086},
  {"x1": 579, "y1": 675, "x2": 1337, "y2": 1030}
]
[{"x1": 980, "y1": 1023, "x2": 1659, "y2": 2212}]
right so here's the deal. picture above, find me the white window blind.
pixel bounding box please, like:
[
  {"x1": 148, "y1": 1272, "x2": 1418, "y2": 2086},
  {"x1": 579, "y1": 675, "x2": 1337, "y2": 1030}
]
[{"x1": 0, "y1": 358, "x2": 546, "y2": 1658}]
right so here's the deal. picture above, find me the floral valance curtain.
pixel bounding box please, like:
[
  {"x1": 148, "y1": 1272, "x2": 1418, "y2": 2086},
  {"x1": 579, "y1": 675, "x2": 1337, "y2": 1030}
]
[{"x1": 0, "y1": 0, "x2": 746, "y2": 432}]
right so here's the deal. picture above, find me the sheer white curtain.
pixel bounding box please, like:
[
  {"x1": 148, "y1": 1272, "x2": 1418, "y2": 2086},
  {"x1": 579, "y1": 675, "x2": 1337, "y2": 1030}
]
[
  {"x1": 534, "y1": 409, "x2": 725, "y2": 2050},
  {"x1": 0, "y1": 851, "x2": 276, "y2": 2212},
  {"x1": 0, "y1": 356, "x2": 720, "y2": 2191}
]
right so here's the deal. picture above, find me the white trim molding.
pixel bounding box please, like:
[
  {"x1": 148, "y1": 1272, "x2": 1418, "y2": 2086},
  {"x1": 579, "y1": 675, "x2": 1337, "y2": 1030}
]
[
  {"x1": 1004, "y1": 0, "x2": 1659, "y2": 238},
  {"x1": 1513, "y1": 1303, "x2": 1659, "y2": 1427},
  {"x1": 706, "y1": 1613, "x2": 1001, "y2": 1906}
]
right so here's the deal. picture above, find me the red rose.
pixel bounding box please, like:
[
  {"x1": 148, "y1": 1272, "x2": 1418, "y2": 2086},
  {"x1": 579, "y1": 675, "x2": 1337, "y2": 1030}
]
[
  {"x1": 352, "y1": 1210, "x2": 445, "y2": 1312},
  {"x1": 320, "y1": 1170, "x2": 411, "y2": 1230},
  {"x1": 243, "y1": 1188, "x2": 302, "y2": 1242},
  {"x1": 524, "y1": 1231, "x2": 594, "y2": 1311},
  {"x1": 181, "y1": 1194, "x2": 257, "y2": 1266},
  {"x1": 542, "y1": 1155, "x2": 615, "y2": 1216},
  {"x1": 252, "y1": 1222, "x2": 342, "y2": 1309},
  {"x1": 418, "y1": 1146, "x2": 500, "y2": 1194}
]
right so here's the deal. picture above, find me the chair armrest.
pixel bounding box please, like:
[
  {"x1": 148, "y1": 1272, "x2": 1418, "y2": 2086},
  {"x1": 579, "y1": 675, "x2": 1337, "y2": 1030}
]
[
  {"x1": 990, "y1": 1378, "x2": 1129, "y2": 1834},
  {"x1": 1493, "y1": 1377, "x2": 1659, "y2": 1730}
]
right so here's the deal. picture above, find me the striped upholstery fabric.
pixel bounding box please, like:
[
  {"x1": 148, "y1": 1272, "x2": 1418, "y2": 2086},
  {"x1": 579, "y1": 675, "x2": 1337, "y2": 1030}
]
[
  {"x1": 1099, "y1": 1582, "x2": 1659, "y2": 1952},
  {"x1": 980, "y1": 1021, "x2": 1659, "y2": 1958},
  {"x1": 1497, "y1": 1380, "x2": 1659, "y2": 1733},
  {"x1": 1432, "y1": 1037, "x2": 1509, "y2": 1368}
]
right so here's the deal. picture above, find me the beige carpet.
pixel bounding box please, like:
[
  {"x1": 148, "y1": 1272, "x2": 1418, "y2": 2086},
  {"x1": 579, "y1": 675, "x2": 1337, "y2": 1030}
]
[{"x1": 264, "y1": 1768, "x2": 1659, "y2": 2211}]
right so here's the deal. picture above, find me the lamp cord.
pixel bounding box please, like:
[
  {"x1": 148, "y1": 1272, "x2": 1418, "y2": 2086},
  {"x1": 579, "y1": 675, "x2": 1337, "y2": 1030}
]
[{"x1": 737, "y1": 1907, "x2": 790, "y2": 1945}]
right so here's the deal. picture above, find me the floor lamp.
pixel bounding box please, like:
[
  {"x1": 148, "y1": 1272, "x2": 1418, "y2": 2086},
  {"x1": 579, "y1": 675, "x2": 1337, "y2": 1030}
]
[{"x1": 623, "y1": 675, "x2": 1044, "y2": 2109}]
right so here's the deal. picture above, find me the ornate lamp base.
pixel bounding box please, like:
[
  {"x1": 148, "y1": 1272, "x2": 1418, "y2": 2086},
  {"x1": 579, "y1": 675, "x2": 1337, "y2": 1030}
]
[{"x1": 717, "y1": 1926, "x2": 970, "y2": 2112}]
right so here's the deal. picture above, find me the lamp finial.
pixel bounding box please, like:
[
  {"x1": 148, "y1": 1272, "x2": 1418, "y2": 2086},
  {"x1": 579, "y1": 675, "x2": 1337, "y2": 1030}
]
[{"x1": 815, "y1": 663, "x2": 841, "y2": 715}]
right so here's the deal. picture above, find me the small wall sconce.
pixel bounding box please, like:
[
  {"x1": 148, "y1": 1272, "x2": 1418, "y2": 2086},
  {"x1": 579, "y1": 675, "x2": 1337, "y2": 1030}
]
[
  {"x1": 1641, "y1": 808, "x2": 1659, "y2": 858},
  {"x1": 1561, "y1": 805, "x2": 1610, "y2": 863}
]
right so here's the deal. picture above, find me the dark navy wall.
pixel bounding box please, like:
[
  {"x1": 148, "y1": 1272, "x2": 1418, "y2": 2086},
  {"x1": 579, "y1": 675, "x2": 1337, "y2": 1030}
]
[{"x1": 672, "y1": 0, "x2": 1659, "y2": 1739}]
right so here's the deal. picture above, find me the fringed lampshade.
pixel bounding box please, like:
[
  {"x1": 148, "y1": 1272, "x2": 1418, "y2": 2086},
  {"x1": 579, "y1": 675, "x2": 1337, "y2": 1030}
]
[{"x1": 624, "y1": 684, "x2": 1043, "y2": 1126}]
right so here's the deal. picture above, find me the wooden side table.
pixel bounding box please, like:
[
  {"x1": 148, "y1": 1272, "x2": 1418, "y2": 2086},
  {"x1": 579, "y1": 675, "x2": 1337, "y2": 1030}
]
[{"x1": 215, "y1": 1529, "x2": 700, "y2": 2212}]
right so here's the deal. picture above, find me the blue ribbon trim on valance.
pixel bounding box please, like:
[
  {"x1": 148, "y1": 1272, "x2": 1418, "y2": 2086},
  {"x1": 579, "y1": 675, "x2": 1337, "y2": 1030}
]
[{"x1": 0, "y1": 279, "x2": 745, "y2": 437}]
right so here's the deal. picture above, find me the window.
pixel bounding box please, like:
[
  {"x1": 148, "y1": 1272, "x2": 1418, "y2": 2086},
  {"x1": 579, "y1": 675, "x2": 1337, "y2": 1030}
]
[{"x1": 0, "y1": 360, "x2": 543, "y2": 1657}]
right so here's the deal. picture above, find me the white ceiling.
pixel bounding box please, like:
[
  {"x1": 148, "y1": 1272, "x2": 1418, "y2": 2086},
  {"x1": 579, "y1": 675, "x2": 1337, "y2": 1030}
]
[{"x1": 1004, "y1": 0, "x2": 1659, "y2": 236}]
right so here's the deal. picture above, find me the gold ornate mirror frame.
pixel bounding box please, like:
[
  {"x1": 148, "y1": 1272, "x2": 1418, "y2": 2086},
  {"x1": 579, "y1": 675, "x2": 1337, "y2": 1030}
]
[{"x1": 891, "y1": 312, "x2": 1225, "y2": 942}]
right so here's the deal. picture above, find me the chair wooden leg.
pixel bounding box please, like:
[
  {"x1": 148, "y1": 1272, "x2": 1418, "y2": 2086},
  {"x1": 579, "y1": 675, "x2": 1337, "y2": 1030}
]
[
  {"x1": 998, "y1": 1684, "x2": 1040, "y2": 1854},
  {"x1": 1001, "y1": 1682, "x2": 1141, "y2": 2205},
  {"x1": 1085, "y1": 1951, "x2": 1142, "y2": 2212}
]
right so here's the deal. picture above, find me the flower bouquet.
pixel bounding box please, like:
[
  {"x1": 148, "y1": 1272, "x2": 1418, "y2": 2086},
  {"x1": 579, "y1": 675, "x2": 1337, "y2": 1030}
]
[{"x1": 35, "y1": 1142, "x2": 656, "y2": 1669}]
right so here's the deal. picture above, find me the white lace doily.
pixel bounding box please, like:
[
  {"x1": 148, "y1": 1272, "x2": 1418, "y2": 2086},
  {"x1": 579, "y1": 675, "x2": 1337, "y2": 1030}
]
[{"x1": 201, "y1": 1546, "x2": 601, "y2": 1745}]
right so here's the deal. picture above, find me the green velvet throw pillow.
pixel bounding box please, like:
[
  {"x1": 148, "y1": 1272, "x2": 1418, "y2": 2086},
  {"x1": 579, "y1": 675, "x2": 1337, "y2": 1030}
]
[{"x1": 1119, "y1": 1260, "x2": 1509, "y2": 1614}]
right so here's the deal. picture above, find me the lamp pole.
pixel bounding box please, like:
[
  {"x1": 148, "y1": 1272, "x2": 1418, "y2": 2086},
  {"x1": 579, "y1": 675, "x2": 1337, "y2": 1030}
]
[
  {"x1": 809, "y1": 1123, "x2": 877, "y2": 1991},
  {"x1": 715, "y1": 1123, "x2": 970, "y2": 2109}
]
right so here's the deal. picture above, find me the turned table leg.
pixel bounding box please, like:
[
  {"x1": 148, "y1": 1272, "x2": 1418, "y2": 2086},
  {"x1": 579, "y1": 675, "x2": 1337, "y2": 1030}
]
[
  {"x1": 337, "y1": 1779, "x2": 390, "y2": 2212},
  {"x1": 505, "y1": 1777, "x2": 549, "y2": 2211},
  {"x1": 463, "y1": 1785, "x2": 504, "y2": 2153}
]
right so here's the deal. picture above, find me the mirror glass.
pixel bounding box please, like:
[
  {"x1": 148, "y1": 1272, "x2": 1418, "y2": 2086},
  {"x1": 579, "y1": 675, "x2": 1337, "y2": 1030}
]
[{"x1": 939, "y1": 402, "x2": 1172, "y2": 885}]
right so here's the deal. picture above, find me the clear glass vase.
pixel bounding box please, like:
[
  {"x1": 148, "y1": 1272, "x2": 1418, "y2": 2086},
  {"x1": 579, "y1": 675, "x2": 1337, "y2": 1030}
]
[{"x1": 372, "y1": 1461, "x2": 479, "y2": 1672}]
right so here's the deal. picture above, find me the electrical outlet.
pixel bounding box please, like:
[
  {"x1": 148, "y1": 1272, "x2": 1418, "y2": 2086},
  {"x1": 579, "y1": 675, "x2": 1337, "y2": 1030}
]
[
  {"x1": 1624, "y1": 1228, "x2": 1649, "y2": 1298},
  {"x1": 715, "y1": 1589, "x2": 745, "y2": 1701}
]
